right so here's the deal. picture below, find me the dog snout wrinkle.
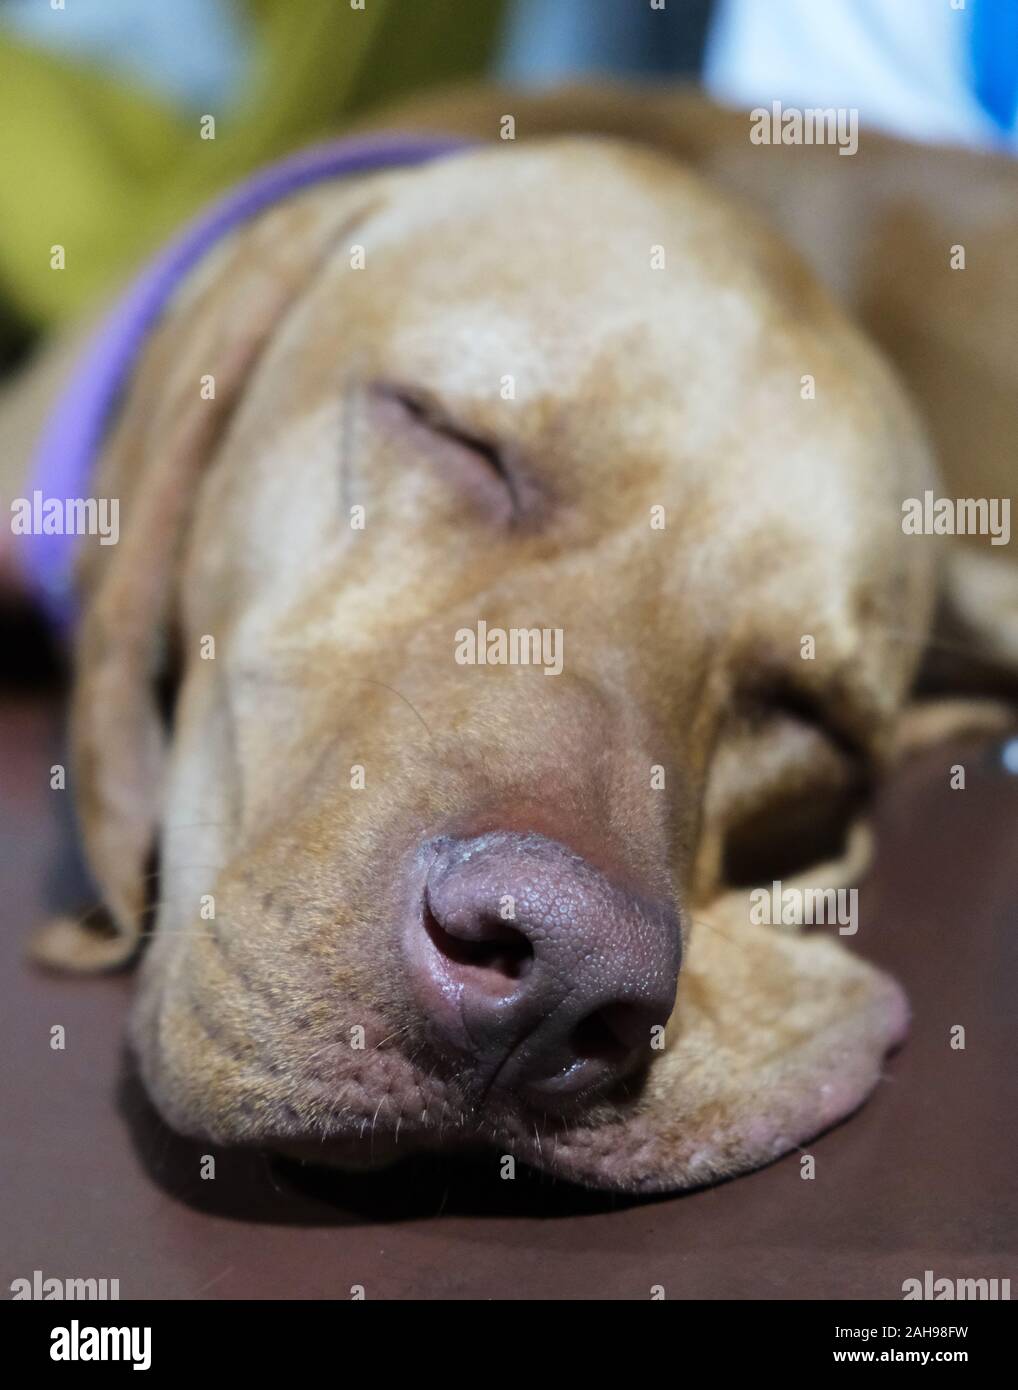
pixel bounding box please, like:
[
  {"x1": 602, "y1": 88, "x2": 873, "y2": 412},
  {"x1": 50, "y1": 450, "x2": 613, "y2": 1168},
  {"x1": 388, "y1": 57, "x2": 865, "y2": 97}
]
[{"x1": 408, "y1": 832, "x2": 682, "y2": 1108}]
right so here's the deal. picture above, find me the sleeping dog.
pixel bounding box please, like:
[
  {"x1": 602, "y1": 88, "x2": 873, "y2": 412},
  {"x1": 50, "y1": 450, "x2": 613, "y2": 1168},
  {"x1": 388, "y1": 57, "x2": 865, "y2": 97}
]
[{"x1": 17, "y1": 101, "x2": 1017, "y2": 1192}]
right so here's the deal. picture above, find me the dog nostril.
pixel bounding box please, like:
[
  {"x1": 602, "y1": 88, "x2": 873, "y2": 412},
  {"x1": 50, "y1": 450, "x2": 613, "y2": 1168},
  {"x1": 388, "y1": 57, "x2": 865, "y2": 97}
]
[
  {"x1": 423, "y1": 906, "x2": 534, "y2": 982},
  {"x1": 569, "y1": 1005, "x2": 643, "y2": 1066}
]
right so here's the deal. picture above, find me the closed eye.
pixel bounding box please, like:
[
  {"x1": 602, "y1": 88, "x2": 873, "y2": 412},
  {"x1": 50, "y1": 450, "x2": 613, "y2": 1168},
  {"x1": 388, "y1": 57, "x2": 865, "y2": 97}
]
[{"x1": 371, "y1": 382, "x2": 520, "y2": 515}]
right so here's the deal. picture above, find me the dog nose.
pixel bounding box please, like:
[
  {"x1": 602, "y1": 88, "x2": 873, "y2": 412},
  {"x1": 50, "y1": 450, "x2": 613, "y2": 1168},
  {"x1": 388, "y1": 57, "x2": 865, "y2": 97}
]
[{"x1": 407, "y1": 832, "x2": 681, "y2": 1106}]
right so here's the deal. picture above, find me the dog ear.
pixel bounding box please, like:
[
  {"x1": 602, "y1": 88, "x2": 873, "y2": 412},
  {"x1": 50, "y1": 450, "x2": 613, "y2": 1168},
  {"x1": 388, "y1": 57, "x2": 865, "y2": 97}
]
[
  {"x1": 646, "y1": 546, "x2": 1017, "y2": 1187},
  {"x1": 632, "y1": 875, "x2": 908, "y2": 1190},
  {"x1": 30, "y1": 187, "x2": 376, "y2": 972},
  {"x1": 644, "y1": 712, "x2": 898, "y2": 1188}
]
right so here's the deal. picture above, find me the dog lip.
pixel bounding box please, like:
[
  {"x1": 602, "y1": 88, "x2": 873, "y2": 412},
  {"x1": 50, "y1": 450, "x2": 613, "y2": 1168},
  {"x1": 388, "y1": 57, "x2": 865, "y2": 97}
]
[
  {"x1": 492, "y1": 1018, "x2": 651, "y2": 1111},
  {"x1": 515, "y1": 1058, "x2": 629, "y2": 1104}
]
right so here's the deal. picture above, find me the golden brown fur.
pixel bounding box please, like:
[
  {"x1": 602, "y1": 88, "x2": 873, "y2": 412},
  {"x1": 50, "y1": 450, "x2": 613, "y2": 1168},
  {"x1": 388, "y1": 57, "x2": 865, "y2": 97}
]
[{"x1": 16, "y1": 88, "x2": 1018, "y2": 1191}]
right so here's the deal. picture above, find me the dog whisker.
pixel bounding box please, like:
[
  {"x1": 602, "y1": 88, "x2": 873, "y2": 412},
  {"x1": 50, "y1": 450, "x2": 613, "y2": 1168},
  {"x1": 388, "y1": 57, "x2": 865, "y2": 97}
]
[
  {"x1": 689, "y1": 915, "x2": 752, "y2": 953},
  {"x1": 350, "y1": 677, "x2": 433, "y2": 738},
  {"x1": 371, "y1": 1022, "x2": 415, "y2": 1051},
  {"x1": 258, "y1": 1152, "x2": 286, "y2": 1198}
]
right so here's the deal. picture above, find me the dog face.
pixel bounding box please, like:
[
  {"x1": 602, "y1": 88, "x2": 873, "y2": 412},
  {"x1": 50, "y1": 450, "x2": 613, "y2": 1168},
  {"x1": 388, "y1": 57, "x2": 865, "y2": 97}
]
[{"x1": 66, "y1": 140, "x2": 936, "y2": 1191}]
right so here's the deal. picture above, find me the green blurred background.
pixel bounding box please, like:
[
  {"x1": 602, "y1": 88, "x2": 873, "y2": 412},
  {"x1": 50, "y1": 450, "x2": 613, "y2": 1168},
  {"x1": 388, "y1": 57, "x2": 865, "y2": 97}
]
[
  {"x1": 0, "y1": 0, "x2": 716, "y2": 367},
  {"x1": 0, "y1": 1, "x2": 508, "y2": 337}
]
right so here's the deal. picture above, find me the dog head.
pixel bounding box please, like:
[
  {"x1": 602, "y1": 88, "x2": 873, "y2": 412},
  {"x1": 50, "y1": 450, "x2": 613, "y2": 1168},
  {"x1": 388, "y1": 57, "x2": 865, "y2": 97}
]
[{"x1": 42, "y1": 138, "x2": 997, "y2": 1191}]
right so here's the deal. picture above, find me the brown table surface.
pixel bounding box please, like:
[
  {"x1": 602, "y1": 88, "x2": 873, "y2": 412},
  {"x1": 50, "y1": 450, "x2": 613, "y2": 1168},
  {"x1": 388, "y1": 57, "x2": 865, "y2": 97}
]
[{"x1": 2, "y1": 695, "x2": 1015, "y2": 1300}]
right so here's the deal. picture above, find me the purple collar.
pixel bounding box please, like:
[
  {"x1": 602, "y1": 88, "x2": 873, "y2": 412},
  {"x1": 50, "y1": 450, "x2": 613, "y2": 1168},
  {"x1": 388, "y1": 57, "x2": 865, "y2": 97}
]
[{"x1": 20, "y1": 132, "x2": 468, "y2": 628}]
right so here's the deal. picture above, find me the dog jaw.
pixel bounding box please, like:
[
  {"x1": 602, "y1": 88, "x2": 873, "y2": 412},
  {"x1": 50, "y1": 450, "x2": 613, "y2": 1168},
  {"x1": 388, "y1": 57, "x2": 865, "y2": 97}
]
[{"x1": 129, "y1": 891, "x2": 908, "y2": 1192}]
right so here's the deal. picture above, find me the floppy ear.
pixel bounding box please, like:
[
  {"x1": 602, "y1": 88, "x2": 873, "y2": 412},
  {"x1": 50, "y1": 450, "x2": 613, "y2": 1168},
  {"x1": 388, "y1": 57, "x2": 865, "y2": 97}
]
[
  {"x1": 30, "y1": 186, "x2": 377, "y2": 972},
  {"x1": 634, "y1": 545, "x2": 1017, "y2": 1189},
  {"x1": 621, "y1": 722, "x2": 897, "y2": 1189},
  {"x1": 623, "y1": 875, "x2": 908, "y2": 1191}
]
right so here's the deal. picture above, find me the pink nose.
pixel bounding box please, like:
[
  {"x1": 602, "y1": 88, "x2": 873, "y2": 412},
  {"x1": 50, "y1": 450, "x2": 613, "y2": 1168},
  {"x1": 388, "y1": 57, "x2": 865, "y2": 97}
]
[{"x1": 406, "y1": 832, "x2": 681, "y2": 1107}]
